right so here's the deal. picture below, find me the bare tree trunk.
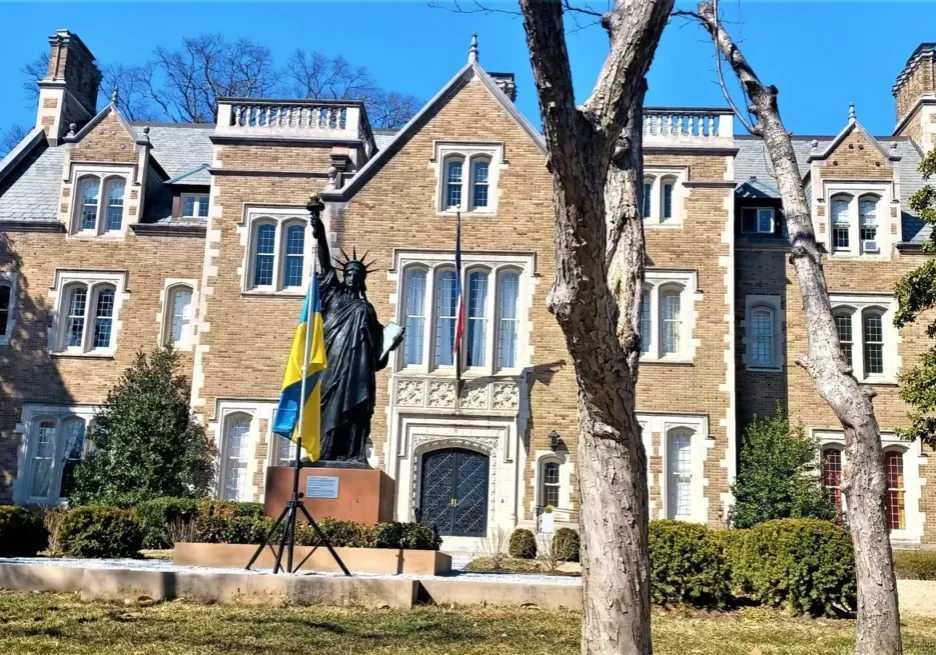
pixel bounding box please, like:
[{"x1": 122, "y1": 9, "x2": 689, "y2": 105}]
[
  {"x1": 518, "y1": 1, "x2": 673, "y2": 652},
  {"x1": 690, "y1": 4, "x2": 901, "y2": 653}
]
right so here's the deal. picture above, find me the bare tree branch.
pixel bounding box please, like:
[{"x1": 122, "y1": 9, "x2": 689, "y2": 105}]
[
  {"x1": 0, "y1": 124, "x2": 30, "y2": 158},
  {"x1": 21, "y1": 52, "x2": 49, "y2": 103}
]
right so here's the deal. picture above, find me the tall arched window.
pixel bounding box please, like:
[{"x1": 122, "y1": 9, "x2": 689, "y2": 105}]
[
  {"x1": 834, "y1": 310, "x2": 853, "y2": 367},
  {"x1": 642, "y1": 178, "x2": 654, "y2": 219},
  {"x1": 166, "y1": 285, "x2": 194, "y2": 345},
  {"x1": 667, "y1": 429, "x2": 693, "y2": 519},
  {"x1": 831, "y1": 195, "x2": 852, "y2": 252},
  {"x1": 283, "y1": 223, "x2": 305, "y2": 288},
  {"x1": 77, "y1": 177, "x2": 99, "y2": 232},
  {"x1": 103, "y1": 178, "x2": 125, "y2": 232},
  {"x1": 64, "y1": 284, "x2": 88, "y2": 349},
  {"x1": 885, "y1": 450, "x2": 905, "y2": 531},
  {"x1": 445, "y1": 158, "x2": 464, "y2": 209},
  {"x1": 30, "y1": 419, "x2": 57, "y2": 500},
  {"x1": 496, "y1": 270, "x2": 520, "y2": 370},
  {"x1": 859, "y1": 195, "x2": 879, "y2": 253},
  {"x1": 660, "y1": 286, "x2": 682, "y2": 356},
  {"x1": 253, "y1": 223, "x2": 276, "y2": 287},
  {"x1": 750, "y1": 306, "x2": 774, "y2": 367},
  {"x1": 639, "y1": 289, "x2": 652, "y2": 355},
  {"x1": 402, "y1": 268, "x2": 427, "y2": 366},
  {"x1": 541, "y1": 460, "x2": 560, "y2": 508},
  {"x1": 434, "y1": 268, "x2": 458, "y2": 367},
  {"x1": 661, "y1": 177, "x2": 675, "y2": 222},
  {"x1": 822, "y1": 447, "x2": 843, "y2": 518},
  {"x1": 471, "y1": 158, "x2": 490, "y2": 209},
  {"x1": 92, "y1": 287, "x2": 115, "y2": 349},
  {"x1": 0, "y1": 278, "x2": 12, "y2": 341},
  {"x1": 222, "y1": 414, "x2": 251, "y2": 501},
  {"x1": 59, "y1": 418, "x2": 86, "y2": 500},
  {"x1": 863, "y1": 310, "x2": 884, "y2": 376},
  {"x1": 466, "y1": 269, "x2": 489, "y2": 367}
]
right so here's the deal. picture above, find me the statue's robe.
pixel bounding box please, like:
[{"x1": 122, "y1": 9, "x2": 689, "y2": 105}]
[{"x1": 317, "y1": 268, "x2": 384, "y2": 460}]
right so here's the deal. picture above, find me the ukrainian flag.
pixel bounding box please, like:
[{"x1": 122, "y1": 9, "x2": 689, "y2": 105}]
[{"x1": 272, "y1": 275, "x2": 327, "y2": 461}]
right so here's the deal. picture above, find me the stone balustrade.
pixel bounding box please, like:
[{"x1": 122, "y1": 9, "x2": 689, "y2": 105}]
[{"x1": 642, "y1": 108, "x2": 734, "y2": 145}]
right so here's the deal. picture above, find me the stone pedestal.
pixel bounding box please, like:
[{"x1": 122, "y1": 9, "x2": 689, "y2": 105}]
[{"x1": 263, "y1": 466, "x2": 395, "y2": 524}]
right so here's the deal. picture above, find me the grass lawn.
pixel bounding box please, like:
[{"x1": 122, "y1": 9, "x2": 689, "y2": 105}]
[{"x1": 4, "y1": 591, "x2": 936, "y2": 654}]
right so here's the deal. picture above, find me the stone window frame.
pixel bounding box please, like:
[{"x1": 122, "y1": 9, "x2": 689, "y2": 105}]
[
  {"x1": 653, "y1": 415, "x2": 708, "y2": 524},
  {"x1": 241, "y1": 206, "x2": 316, "y2": 296},
  {"x1": 829, "y1": 293, "x2": 899, "y2": 384},
  {"x1": 0, "y1": 272, "x2": 17, "y2": 346},
  {"x1": 432, "y1": 141, "x2": 505, "y2": 216},
  {"x1": 390, "y1": 250, "x2": 535, "y2": 378},
  {"x1": 49, "y1": 270, "x2": 127, "y2": 358},
  {"x1": 531, "y1": 450, "x2": 573, "y2": 522},
  {"x1": 13, "y1": 403, "x2": 98, "y2": 506},
  {"x1": 814, "y1": 429, "x2": 924, "y2": 545},
  {"x1": 642, "y1": 168, "x2": 687, "y2": 227},
  {"x1": 639, "y1": 269, "x2": 700, "y2": 364},
  {"x1": 214, "y1": 405, "x2": 259, "y2": 502},
  {"x1": 181, "y1": 193, "x2": 210, "y2": 219},
  {"x1": 67, "y1": 166, "x2": 132, "y2": 238},
  {"x1": 158, "y1": 279, "x2": 198, "y2": 351},
  {"x1": 822, "y1": 181, "x2": 892, "y2": 259},
  {"x1": 743, "y1": 294, "x2": 784, "y2": 371}
]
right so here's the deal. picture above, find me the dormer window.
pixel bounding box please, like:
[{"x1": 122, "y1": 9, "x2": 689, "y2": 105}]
[
  {"x1": 825, "y1": 189, "x2": 887, "y2": 257},
  {"x1": 859, "y1": 196, "x2": 879, "y2": 253},
  {"x1": 182, "y1": 193, "x2": 210, "y2": 219},
  {"x1": 434, "y1": 143, "x2": 503, "y2": 214},
  {"x1": 741, "y1": 207, "x2": 776, "y2": 234},
  {"x1": 72, "y1": 174, "x2": 127, "y2": 236}
]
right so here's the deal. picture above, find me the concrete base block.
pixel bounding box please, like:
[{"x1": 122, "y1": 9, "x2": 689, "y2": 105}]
[
  {"x1": 420, "y1": 579, "x2": 583, "y2": 610},
  {"x1": 0, "y1": 563, "x2": 84, "y2": 593}
]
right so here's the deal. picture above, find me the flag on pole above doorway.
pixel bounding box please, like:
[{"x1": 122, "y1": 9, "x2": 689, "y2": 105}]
[{"x1": 272, "y1": 274, "x2": 327, "y2": 460}]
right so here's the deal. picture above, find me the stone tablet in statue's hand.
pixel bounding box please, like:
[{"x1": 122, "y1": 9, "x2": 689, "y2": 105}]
[{"x1": 390, "y1": 328, "x2": 406, "y2": 351}]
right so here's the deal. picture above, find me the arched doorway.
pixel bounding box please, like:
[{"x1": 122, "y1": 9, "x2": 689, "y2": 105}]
[{"x1": 419, "y1": 448, "x2": 489, "y2": 537}]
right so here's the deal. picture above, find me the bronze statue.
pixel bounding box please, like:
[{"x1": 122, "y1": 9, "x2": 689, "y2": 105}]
[{"x1": 309, "y1": 207, "x2": 404, "y2": 465}]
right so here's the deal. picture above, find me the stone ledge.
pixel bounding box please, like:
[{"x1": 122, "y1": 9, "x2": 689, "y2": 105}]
[{"x1": 419, "y1": 579, "x2": 583, "y2": 610}]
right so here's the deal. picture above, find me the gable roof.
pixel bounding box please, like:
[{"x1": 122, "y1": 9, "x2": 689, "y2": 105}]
[
  {"x1": 807, "y1": 107, "x2": 901, "y2": 164},
  {"x1": 68, "y1": 101, "x2": 139, "y2": 143},
  {"x1": 0, "y1": 142, "x2": 66, "y2": 222},
  {"x1": 0, "y1": 127, "x2": 45, "y2": 186},
  {"x1": 323, "y1": 61, "x2": 545, "y2": 201}
]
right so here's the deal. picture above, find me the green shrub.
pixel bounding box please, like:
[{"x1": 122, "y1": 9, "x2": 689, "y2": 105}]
[
  {"x1": 738, "y1": 518, "x2": 855, "y2": 617},
  {"x1": 136, "y1": 497, "x2": 198, "y2": 549},
  {"x1": 894, "y1": 550, "x2": 936, "y2": 581},
  {"x1": 710, "y1": 529, "x2": 750, "y2": 592},
  {"x1": 61, "y1": 506, "x2": 143, "y2": 558},
  {"x1": 0, "y1": 507, "x2": 48, "y2": 557},
  {"x1": 551, "y1": 527, "x2": 580, "y2": 562},
  {"x1": 509, "y1": 528, "x2": 537, "y2": 559},
  {"x1": 648, "y1": 520, "x2": 731, "y2": 608},
  {"x1": 194, "y1": 500, "x2": 263, "y2": 518}
]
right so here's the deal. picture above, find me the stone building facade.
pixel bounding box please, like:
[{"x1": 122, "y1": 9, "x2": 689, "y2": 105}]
[{"x1": 1, "y1": 29, "x2": 934, "y2": 549}]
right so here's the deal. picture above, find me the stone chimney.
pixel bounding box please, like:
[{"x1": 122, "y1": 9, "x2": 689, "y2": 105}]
[
  {"x1": 892, "y1": 42, "x2": 936, "y2": 148},
  {"x1": 489, "y1": 73, "x2": 517, "y2": 102},
  {"x1": 35, "y1": 29, "x2": 102, "y2": 145}
]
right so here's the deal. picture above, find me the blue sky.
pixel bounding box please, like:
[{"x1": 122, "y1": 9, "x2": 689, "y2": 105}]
[{"x1": 0, "y1": 2, "x2": 932, "y2": 138}]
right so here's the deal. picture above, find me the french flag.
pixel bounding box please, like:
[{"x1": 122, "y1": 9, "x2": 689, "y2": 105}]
[{"x1": 453, "y1": 212, "x2": 465, "y2": 362}]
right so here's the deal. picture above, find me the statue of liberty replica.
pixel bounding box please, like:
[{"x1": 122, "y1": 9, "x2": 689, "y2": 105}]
[{"x1": 308, "y1": 199, "x2": 404, "y2": 466}]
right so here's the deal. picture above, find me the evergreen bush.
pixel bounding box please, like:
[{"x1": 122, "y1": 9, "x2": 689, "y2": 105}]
[
  {"x1": 648, "y1": 520, "x2": 731, "y2": 608},
  {"x1": 893, "y1": 550, "x2": 936, "y2": 581},
  {"x1": 737, "y1": 518, "x2": 856, "y2": 617},
  {"x1": 551, "y1": 527, "x2": 580, "y2": 562},
  {"x1": 0, "y1": 506, "x2": 48, "y2": 557},
  {"x1": 508, "y1": 528, "x2": 537, "y2": 559},
  {"x1": 136, "y1": 497, "x2": 198, "y2": 549},
  {"x1": 61, "y1": 506, "x2": 143, "y2": 558},
  {"x1": 709, "y1": 529, "x2": 750, "y2": 593}
]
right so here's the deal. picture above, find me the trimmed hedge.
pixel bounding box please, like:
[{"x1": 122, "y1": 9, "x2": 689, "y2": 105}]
[
  {"x1": 509, "y1": 529, "x2": 537, "y2": 559},
  {"x1": 893, "y1": 549, "x2": 936, "y2": 581},
  {"x1": 0, "y1": 506, "x2": 48, "y2": 557},
  {"x1": 552, "y1": 527, "x2": 580, "y2": 562},
  {"x1": 191, "y1": 514, "x2": 442, "y2": 550},
  {"x1": 737, "y1": 518, "x2": 855, "y2": 617},
  {"x1": 710, "y1": 528, "x2": 750, "y2": 593},
  {"x1": 60, "y1": 506, "x2": 143, "y2": 558},
  {"x1": 136, "y1": 497, "x2": 199, "y2": 549},
  {"x1": 648, "y1": 520, "x2": 731, "y2": 608}
]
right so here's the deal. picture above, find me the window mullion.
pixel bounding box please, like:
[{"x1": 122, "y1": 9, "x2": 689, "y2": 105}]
[
  {"x1": 95, "y1": 180, "x2": 105, "y2": 235},
  {"x1": 650, "y1": 285, "x2": 660, "y2": 360},
  {"x1": 81, "y1": 285, "x2": 94, "y2": 353},
  {"x1": 850, "y1": 198, "x2": 860, "y2": 256},
  {"x1": 485, "y1": 269, "x2": 496, "y2": 375},
  {"x1": 425, "y1": 268, "x2": 436, "y2": 372},
  {"x1": 274, "y1": 223, "x2": 284, "y2": 291},
  {"x1": 853, "y1": 311, "x2": 866, "y2": 382}
]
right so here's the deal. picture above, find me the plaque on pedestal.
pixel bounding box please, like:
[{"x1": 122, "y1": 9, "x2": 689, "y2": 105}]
[{"x1": 263, "y1": 466, "x2": 395, "y2": 524}]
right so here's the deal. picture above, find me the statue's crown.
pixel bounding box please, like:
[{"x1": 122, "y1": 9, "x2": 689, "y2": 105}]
[{"x1": 334, "y1": 247, "x2": 377, "y2": 274}]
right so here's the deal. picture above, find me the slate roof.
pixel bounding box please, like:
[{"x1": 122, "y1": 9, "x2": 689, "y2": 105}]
[
  {"x1": 373, "y1": 129, "x2": 398, "y2": 151},
  {"x1": 137, "y1": 123, "x2": 214, "y2": 185},
  {"x1": 734, "y1": 135, "x2": 929, "y2": 245},
  {"x1": 0, "y1": 143, "x2": 65, "y2": 222}
]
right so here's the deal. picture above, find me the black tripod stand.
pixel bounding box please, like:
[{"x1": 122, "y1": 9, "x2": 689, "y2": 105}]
[{"x1": 245, "y1": 462, "x2": 350, "y2": 575}]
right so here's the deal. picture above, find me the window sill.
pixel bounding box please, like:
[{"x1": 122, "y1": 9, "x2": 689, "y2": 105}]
[
  {"x1": 639, "y1": 358, "x2": 693, "y2": 367},
  {"x1": 436, "y1": 209, "x2": 496, "y2": 218},
  {"x1": 859, "y1": 378, "x2": 898, "y2": 387},
  {"x1": 746, "y1": 364, "x2": 783, "y2": 373},
  {"x1": 242, "y1": 289, "x2": 306, "y2": 298},
  {"x1": 643, "y1": 221, "x2": 684, "y2": 229},
  {"x1": 395, "y1": 368, "x2": 521, "y2": 380},
  {"x1": 50, "y1": 351, "x2": 116, "y2": 360},
  {"x1": 67, "y1": 232, "x2": 125, "y2": 240}
]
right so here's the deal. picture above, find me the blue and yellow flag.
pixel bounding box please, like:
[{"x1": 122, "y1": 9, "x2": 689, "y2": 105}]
[{"x1": 272, "y1": 275, "x2": 327, "y2": 461}]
